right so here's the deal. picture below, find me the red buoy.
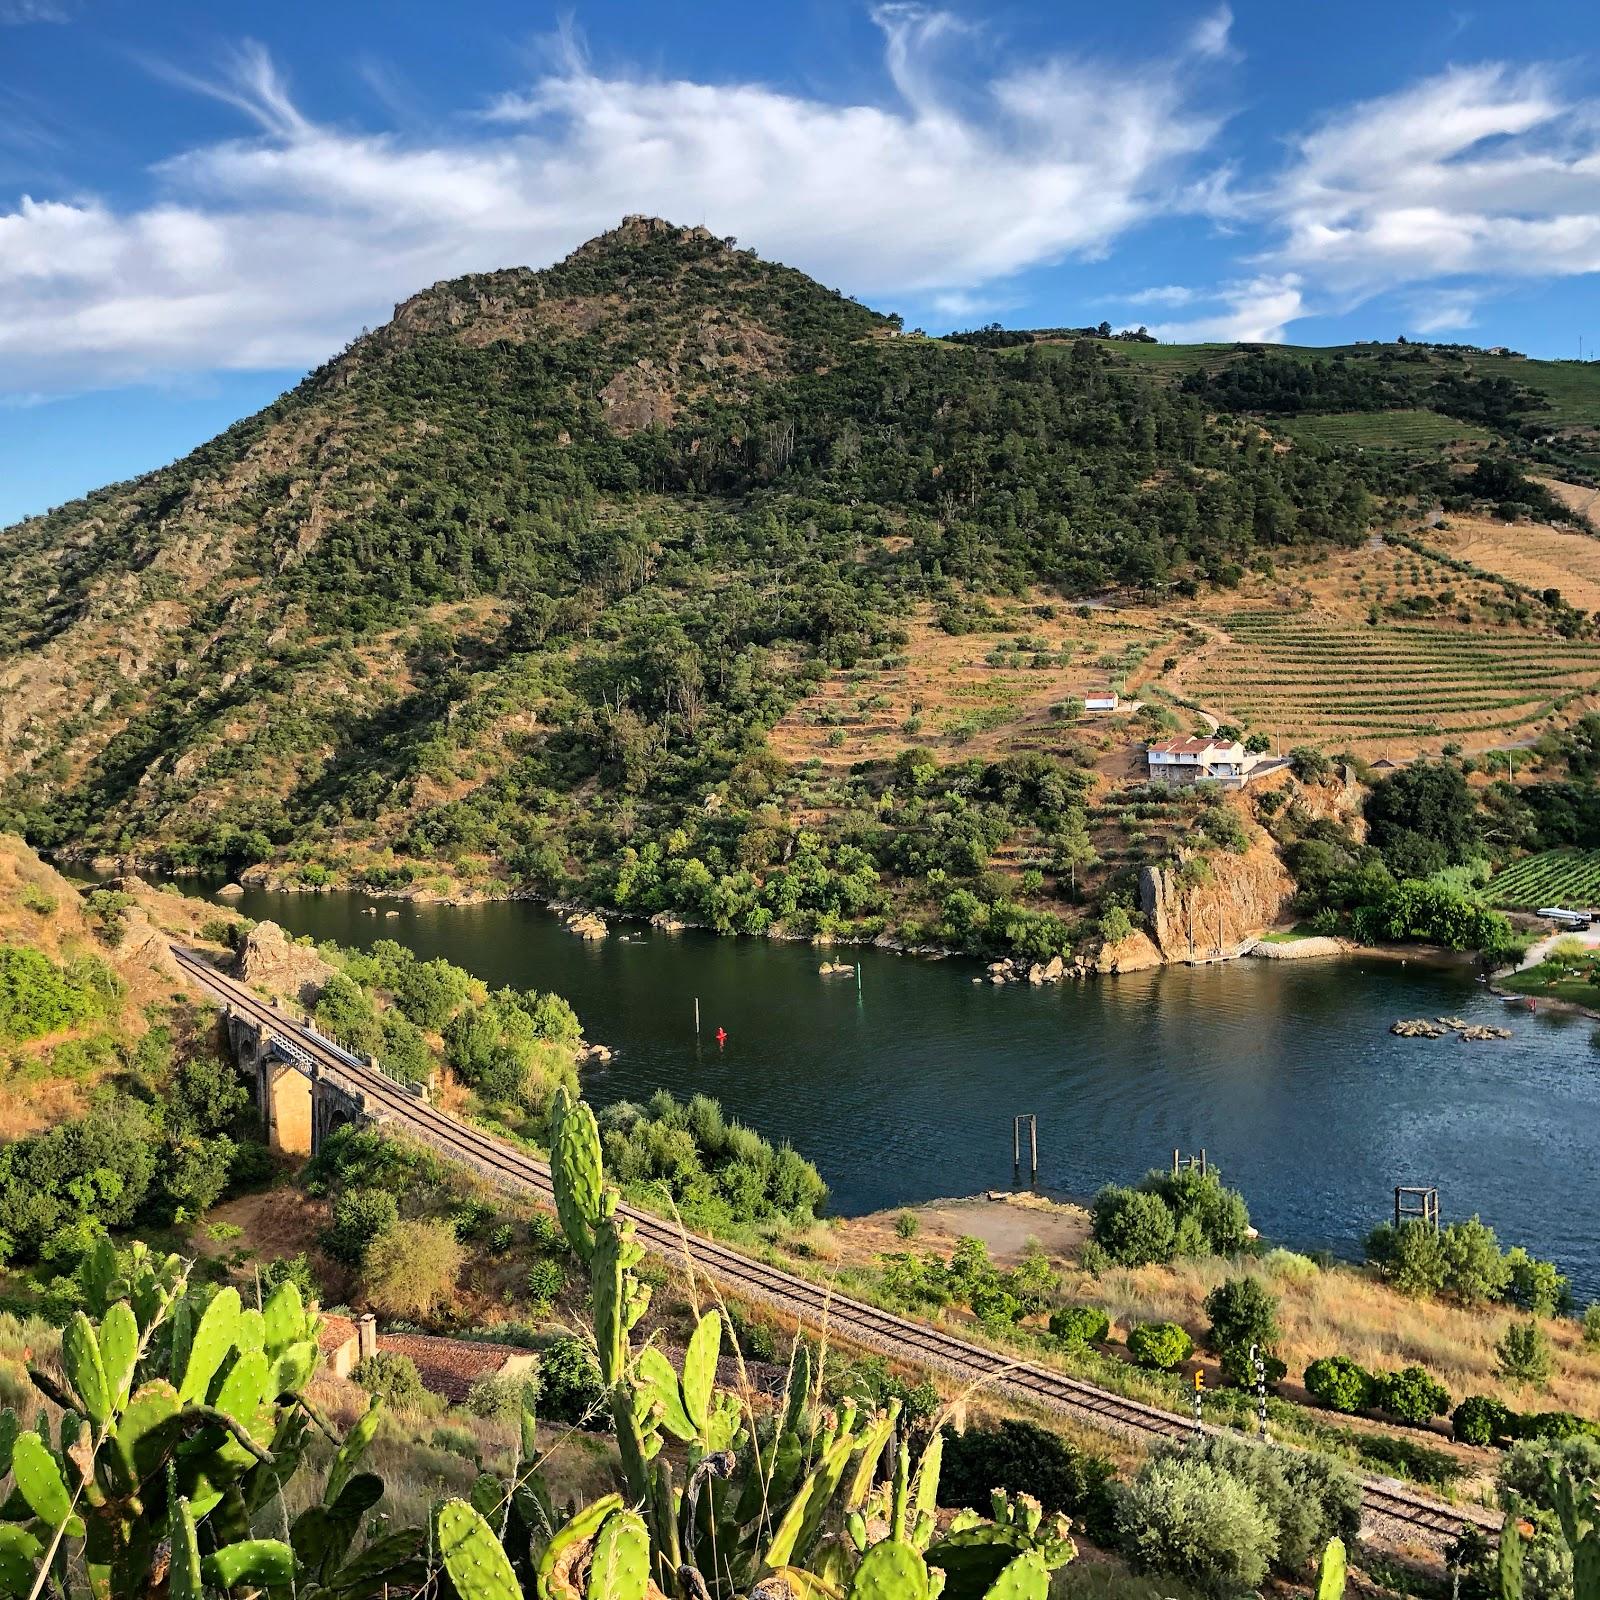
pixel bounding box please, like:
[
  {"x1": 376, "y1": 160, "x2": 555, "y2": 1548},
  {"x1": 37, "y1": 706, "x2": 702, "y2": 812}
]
[{"x1": 715, "y1": 1027, "x2": 728, "y2": 1048}]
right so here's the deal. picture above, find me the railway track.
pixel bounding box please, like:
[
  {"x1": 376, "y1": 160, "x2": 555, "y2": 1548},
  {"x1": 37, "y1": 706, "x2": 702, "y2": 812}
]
[{"x1": 174, "y1": 946, "x2": 1499, "y2": 1546}]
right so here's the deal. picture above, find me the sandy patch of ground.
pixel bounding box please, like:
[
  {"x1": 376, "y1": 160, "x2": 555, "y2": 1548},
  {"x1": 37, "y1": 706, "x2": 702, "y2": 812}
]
[
  {"x1": 835, "y1": 1191, "x2": 1091, "y2": 1268},
  {"x1": 1535, "y1": 475, "x2": 1600, "y2": 523}
]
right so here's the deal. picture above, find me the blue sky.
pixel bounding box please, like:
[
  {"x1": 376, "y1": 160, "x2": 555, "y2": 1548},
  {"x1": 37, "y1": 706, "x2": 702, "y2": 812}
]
[{"x1": 3, "y1": 0, "x2": 1600, "y2": 525}]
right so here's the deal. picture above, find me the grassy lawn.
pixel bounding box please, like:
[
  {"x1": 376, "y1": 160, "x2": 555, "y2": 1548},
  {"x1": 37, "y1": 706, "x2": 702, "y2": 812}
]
[{"x1": 1501, "y1": 963, "x2": 1600, "y2": 1005}]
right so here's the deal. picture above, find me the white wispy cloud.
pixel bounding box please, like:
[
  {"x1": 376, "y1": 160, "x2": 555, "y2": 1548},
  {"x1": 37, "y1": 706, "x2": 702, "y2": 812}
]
[
  {"x1": 1146, "y1": 275, "x2": 1306, "y2": 343},
  {"x1": 0, "y1": 0, "x2": 69, "y2": 24},
  {"x1": 1254, "y1": 63, "x2": 1600, "y2": 293},
  {"x1": 0, "y1": 9, "x2": 1226, "y2": 393}
]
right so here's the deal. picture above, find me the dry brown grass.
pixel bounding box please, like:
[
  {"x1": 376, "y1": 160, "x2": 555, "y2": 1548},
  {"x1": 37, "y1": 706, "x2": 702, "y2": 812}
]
[
  {"x1": 768, "y1": 597, "x2": 1182, "y2": 779},
  {"x1": 1431, "y1": 512, "x2": 1600, "y2": 614},
  {"x1": 1085, "y1": 1252, "x2": 1600, "y2": 1423}
]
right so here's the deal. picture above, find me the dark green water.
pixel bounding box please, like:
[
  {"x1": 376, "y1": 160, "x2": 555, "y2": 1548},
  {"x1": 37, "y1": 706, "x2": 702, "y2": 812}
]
[{"x1": 194, "y1": 885, "x2": 1600, "y2": 1294}]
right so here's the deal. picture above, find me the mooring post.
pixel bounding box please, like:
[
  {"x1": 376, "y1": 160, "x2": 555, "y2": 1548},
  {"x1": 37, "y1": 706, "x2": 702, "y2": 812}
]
[
  {"x1": 1030, "y1": 1116, "x2": 1038, "y2": 1183},
  {"x1": 1013, "y1": 1117, "x2": 1021, "y2": 1173},
  {"x1": 694, "y1": 996, "x2": 700, "y2": 1036}
]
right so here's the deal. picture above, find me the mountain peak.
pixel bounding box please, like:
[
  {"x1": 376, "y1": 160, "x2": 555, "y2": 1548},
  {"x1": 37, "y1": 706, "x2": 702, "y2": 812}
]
[{"x1": 566, "y1": 215, "x2": 727, "y2": 260}]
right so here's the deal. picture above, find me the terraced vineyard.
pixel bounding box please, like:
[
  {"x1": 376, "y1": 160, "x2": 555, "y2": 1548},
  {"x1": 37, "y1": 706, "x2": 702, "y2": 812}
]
[
  {"x1": 1188, "y1": 611, "x2": 1600, "y2": 749},
  {"x1": 1488, "y1": 849, "x2": 1600, "y2": 910},
  {"x1": 1276, "y1": 410, "x2": 1486, "y2": 450}
]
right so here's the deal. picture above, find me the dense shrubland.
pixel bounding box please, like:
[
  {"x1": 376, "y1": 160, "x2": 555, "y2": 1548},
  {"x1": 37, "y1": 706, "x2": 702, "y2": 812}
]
[
  {"x1": 1273, "y1": 760, "x2": 1515, "y2": 952},
  {"x1": 596, "y1": 1090, "x2": 827, "y2": 1230},
  {"x1": 1, "y1": 225, "x2": 1390, "y2": 955},
  {"x1": 306, "y1": 934, "x2": 582, "y2": 1109}
]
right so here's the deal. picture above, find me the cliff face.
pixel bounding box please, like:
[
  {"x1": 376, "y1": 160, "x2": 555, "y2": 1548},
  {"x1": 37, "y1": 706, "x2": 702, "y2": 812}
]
[{"x1": 1139, "y1": 836, "x2": 1295, "y2": 960}]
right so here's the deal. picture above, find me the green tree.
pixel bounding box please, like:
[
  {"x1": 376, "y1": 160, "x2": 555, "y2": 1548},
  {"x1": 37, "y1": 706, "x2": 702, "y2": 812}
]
[
  {"x1": 1497, "y1": 1320, "x2": 1554, "y2": 1387},
  {"x1": 1440, "y1": 1215, "x2": 1511, "y2": 1305},
  {"x1": 1203, "y1": 1275, "x2": 1281, "y2": 1380},
  {"x1": 1127, "y1": 1321, "x2": 1194, "y2": 1370},
  {"x1": 1366, "y1": 1219, "x2": 1448, "y2": 1297},
  {"x1": 1090, "y1": 1185, "x2": 1176, "y2": 1266}
]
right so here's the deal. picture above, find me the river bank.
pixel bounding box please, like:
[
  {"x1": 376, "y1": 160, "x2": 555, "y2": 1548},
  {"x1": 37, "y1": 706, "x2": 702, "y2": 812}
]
[{"x1": 108, "y1": 873, "x2": 1600, "y2": 1298}]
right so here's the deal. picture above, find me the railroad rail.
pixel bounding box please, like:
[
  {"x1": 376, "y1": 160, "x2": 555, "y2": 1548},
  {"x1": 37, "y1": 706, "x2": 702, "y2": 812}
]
[{"x1": 173, "y1": 945, "x2": 1499, "y2": 1546}]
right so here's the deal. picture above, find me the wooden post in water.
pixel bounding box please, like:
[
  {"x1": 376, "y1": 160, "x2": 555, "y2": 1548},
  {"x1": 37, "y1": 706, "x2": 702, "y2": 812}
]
[
  {"x1": 694, "y1": 996, "x2": 700, "y2": 1036},
  {"x1": 1013, "y1": 1114, "x2": 1038, "y2": 1185}
]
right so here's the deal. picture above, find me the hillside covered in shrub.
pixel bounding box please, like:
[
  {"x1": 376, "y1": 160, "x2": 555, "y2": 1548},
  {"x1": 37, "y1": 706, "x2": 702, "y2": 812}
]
[{"x1": 0, "y1": 218, "x2": 1382, "y2": 948}]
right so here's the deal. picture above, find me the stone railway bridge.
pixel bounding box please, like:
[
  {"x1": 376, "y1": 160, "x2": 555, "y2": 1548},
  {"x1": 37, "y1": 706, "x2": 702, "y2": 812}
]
[{"x1": 219, "y1": 985, "x2": 426, "y2": 1156}]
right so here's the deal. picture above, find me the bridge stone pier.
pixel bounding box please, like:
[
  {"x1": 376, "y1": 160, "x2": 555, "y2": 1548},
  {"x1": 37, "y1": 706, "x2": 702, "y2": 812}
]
[{"x1": 224, "y1": 1005, "x2": 373, "y2": 1156}]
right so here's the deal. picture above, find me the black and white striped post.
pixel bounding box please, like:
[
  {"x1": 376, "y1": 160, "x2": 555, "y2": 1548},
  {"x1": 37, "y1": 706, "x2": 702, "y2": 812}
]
[
  {"x1": 1191, "y1": 1367, "x2": 1205, "y2": 1440},
  {"x1": 1249, "y1": 1343, "x2": 1269, "y2": 1441}
]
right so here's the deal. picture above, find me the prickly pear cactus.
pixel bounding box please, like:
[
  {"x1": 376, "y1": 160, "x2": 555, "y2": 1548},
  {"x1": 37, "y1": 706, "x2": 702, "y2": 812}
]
[
  {"x1": 1499, "y1": 1513, "x2": 1526, "y2": 1600},
  {"x1": 1317, "y1": 1537, "x2": 1347, "y2": 1600},
  {"x1": 549, "y1": 1087, "x2": 606, "y2": 1263},
  {"x1": 587, "y1": 1508, "x2": 651, "y2": 1600},
  {"x1": 436, "y1": 1497, "x2": 522, "y2": 1600},
  {"x1": 848, "y1": 1539, "x2": 931, "y2": 1600}
]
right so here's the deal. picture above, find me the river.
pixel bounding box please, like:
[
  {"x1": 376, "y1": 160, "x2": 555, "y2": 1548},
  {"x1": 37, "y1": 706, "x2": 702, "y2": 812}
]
[{"x1": 186, "y1": 885, "x2": 1600, "y2": 1296}]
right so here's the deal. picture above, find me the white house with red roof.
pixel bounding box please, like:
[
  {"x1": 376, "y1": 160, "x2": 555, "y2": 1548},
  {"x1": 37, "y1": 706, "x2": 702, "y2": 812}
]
[{"x1": 1145, "y1": 735, "x2": 1260, "y2": 786}]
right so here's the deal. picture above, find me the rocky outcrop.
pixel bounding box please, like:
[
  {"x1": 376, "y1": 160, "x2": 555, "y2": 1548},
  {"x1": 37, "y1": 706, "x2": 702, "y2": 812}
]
[
  {"x1": 1094, "y1": 930, "x2": 1165, "y2": 973},
  {"x1": 233, "y1": 920, "x2": 334, "y2": 1006},
  {"x1": 563, "y1": 910, "x2": 608, "y2": 941},
  {"x1": 1139, "y1": 837, "x2": 1295, "y2": 961},
  {"x1": 113, "y1": 908, "x2": 185, "y2": 984}
]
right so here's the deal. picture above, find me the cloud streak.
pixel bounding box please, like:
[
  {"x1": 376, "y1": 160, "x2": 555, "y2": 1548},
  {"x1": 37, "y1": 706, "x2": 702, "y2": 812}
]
[{"x1": 0, "y1": 10, "x2": 1225, "y2": 393}]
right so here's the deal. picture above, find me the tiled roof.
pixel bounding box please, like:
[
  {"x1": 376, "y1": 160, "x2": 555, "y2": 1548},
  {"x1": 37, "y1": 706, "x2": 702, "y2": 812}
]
[{"x1": 1148, "y1": 737, "x2": 1233, "y2": 755}]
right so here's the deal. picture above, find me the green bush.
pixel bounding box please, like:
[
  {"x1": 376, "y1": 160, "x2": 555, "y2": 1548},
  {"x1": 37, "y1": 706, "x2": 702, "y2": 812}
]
[
  {"x1": 1517, "y1": 1411, "x2": 1600, "y2": 1443},
  {"x1": 1048, "y1": 1305, "x2": 1111, "y2": 1347},
  {"x1": 1126, "y1": 1321, "x2": 1194, "y2": 1371},
  {"x1": 1114, "y1": 1454, "x2": 1278, "y2": 1597},
  {"x1": 1088, "y1": 1170, "x2": 1252, "y2": 1268},
  {"x1": 463, "y1": 1374, "x2": 532, "y2": 1421},
  {"x1": 0, "y1": 945, "x2": 119, "y2": 1041},
  {"x1": 324, "y1": 1187, "x2": 398, "y2": 1266},
  {"x1": 895, "y1": 1211, "x2": 919, "y2": 1239},
  {"x1": 353, "y1": 1351, "x2": 428, "y2": 1410},
  {"x1": 1439, "y1": 1216, "x2": 1511, "y2": 1306},
  {"x1": 1505, "y1": 1248, "x2": 1570, "y2": 1316},
  {"x1": 940, "y1": 1419, "x2": 1117, "y2": 1544},
  {"x1": 727, "y1": 1306, "x2": 777, "y2": 1362},
  {"x1": 1365, "y1": 1219, "x2": 1448, "y2": 1298},
  {"x1": 598, "y1": 1092, "x2": 827, "y2": 1229},
  {"x1": 1498, "y1": 1319, "x2": 1554, "y2": 1386},
  {"x1": 1203, "y1": 1276, "x2": 1280, "y2": 1371},
  {"x1": 527, "y1": 1212, "x2": 565, "y2": 1253},
  {"x1": 1452, "y1": 1394, "x2": 1517, "y2": 1446},
  {"x1": 259, "y1": 1254, "x2": 320, "y2": 1304},
  {"x1": 524, "y1": 1258, "x2": 566, "y2": 1311},
  {"x1": 1500, "y1": 1435, "x2": 1600, "y2": 1508},
  {"x1": 1184, "y1": 1434, "x2": 1361, "y2": 1575},
  {"x1": 1089, "y1": 1186, "x2": 1175, "y2": 1266},
  {"x1": 1303, "y1": 1355, "x2": 1373, "y2": 1414},
  {"x1": 1583, "y1": 1304, "x2": 1600, "y2": 1349},
  {"x1": 1372, "y1": 1365, "x2": 1451, "y2": 1425},
  {"x1": 536, "y1": 1335, "x2": 607, "y2": 1427}
]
